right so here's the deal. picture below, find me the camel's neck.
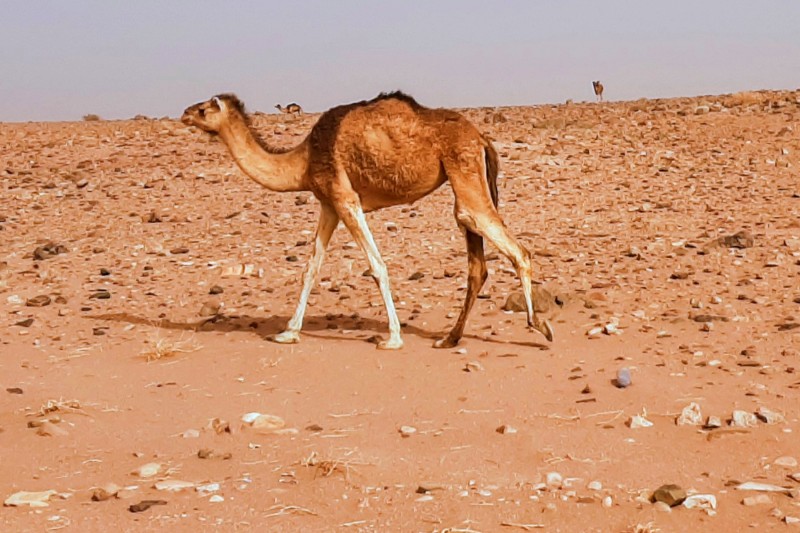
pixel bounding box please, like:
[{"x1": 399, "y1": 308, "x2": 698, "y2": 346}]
[{"x1": 217, "y1": 119, "x2": 308, "y2": 193}]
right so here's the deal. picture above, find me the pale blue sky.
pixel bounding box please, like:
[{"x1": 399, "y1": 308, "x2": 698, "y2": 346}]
[{"x1": 2, "y1": 1, "x2": 798, "y2": 122}]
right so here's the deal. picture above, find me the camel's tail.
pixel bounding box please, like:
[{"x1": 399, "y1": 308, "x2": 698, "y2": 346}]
[{"x1": 484, "y1": 137, "x2": 499, "y2": 208}]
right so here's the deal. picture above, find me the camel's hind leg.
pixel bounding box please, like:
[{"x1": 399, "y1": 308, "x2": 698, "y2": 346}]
[
  {"x1": 336, "y1": 200, "x2": 404, "y2": 350},
  {"x1": 434, "y1": 228, "x2": 487, "y2": 348},
  {"x1": 270, "y1": 203, "x2": 339, "y2": 344},
  {"x1": 446, "y1": 150, "x2": 554, "y2": 343}
]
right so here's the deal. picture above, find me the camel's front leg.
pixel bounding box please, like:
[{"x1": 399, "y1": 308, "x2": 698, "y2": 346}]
[
  {"x1": 270, "y1": 204, "x2": 339, "y2": 344},
  {"x1": 337, "y1": 202, "x2": 404, "y2": 350}
]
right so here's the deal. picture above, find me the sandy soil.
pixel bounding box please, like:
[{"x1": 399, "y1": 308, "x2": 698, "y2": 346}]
[{"x1": 1, "y1": 90, "x2": 799, "y2": 532}]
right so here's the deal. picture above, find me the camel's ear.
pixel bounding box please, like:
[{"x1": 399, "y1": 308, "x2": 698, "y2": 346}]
[{"x1": 212, "y1": 96, "x2": 225, "y2": 111}]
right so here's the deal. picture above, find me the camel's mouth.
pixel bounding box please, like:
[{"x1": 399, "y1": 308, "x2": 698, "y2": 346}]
[{"x1": 180, "y1": 112, "x2": 193, "y2": 125}]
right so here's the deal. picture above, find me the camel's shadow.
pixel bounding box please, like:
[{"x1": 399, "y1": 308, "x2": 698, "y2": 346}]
[{"x1": 91, "y1": 312, "x2": 550, "y2": 350}]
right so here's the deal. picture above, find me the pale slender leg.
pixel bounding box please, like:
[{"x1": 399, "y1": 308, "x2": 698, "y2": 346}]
[
  {"x1": 270, "y1": 204, "x2": 339, "y2": 344},
  {"x1": 337, "y1": 203, "x2": 403, "y2": 350},
  {"x1": 434, "y1": 228, "x2": 487, "y2": 348},
  {"x1": 447, "y1": 148, "x2": 553, "y2": 343},
  {"x1": 458, "y1": 210, "x2": 554, "y2": 342}
]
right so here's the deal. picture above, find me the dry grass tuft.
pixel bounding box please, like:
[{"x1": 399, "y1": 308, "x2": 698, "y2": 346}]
[
  {"x1": 82, "y1": 114, "x2": 102, "y2": 122},
  {"x1": 140, "y1": 333, "x2": 202, "y2": 361}
]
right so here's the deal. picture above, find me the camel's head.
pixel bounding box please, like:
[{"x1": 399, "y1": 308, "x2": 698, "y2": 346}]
[{"x1": 181, "y1": 94, "x2": 245, "y2": 134}]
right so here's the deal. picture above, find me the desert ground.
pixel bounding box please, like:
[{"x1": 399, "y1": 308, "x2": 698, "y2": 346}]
[{"x1": 1, "y1": 89, "x2": 799, "y2": 532}]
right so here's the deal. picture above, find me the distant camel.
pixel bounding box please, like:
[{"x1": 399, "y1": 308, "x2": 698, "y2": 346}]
[
  {"x1": 182, "y1": 92, "x2": 553, "y2": 349},
  {"x1": 275, "y1": 103, "x2": 303, "y2": 116},
  {"x1": 592, "y1": 81, "x2": 604, "y2": 102}
]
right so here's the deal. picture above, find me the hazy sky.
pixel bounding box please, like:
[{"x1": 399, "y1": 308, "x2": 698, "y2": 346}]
[{"x1": 2, "y1": 1, "x2": 799, "y2": 122}]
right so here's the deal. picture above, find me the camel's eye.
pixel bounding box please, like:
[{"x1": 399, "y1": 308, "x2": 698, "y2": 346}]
[{"x1": 198, "y1": 108, "x2": 206, "y2": 117}]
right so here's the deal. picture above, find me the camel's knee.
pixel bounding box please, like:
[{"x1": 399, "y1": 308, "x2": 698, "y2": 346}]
[{"x1": 455, "y1": 209, "x2": 478, "y2": 231}]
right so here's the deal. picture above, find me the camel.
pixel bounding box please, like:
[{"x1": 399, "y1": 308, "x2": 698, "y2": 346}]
[
  {"x1": 592, "y1": 81, "x2": 604, "y2": 102},
  {"x1": 181, "y1": 92, "x2": 553, "y2": 350},
  {"x1": 275, "y1": 103, "x2": 303, "y2": 117}
]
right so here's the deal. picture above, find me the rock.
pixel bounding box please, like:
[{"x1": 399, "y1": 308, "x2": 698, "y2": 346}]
[
  {"x1": 730, "y1": 410, "x2": 759, "y2": 427},
  {"x1": 586, "y1": 326, "x2": 603, "y2": 337},
  {"x1": 718, "y1": 230, "x2": 755, "y2": 249},
  {"x1": 182, "y1": 429, "x2": 200, "y2": 439},
  {"x1": 195, "y1": 483, "x2": 220, "y2": 494},
  {"x1": 198, "y1": 301, "x2": 221, "y2": 317},
  {"x1": 33, "y1": 242, "x2": 68, "y2": 260},
  {"x1": 154, "y1": 480, "x2": 195, "y2": 492},
  {"x1": 25, "y1": 295, "x2": 51, "y2": 307},
  {"x1": 89, "y1": 289, "x2": 111, "y2": 300},
  {"x1": 785, "y1": 516, "x2": 800, "y2": 525},
  {"x1": 652, "y1": 484, "x2": 687, "y2": 507},
  {"x1": 602, "y1": 496, "x2": 613, "y2": 508},
  {"x1": 653, "y1": 501, "x2": 672, "y2": 512},
  {"x1": 6, "y1": 387, "x2": 23, "y2": 394},
  {"x1": 704, "y1": 416, "x2": 722, "y2": 429},
  {"x1": 775, "y1": 456, "x2": 798, "y2": 468},
  {"x1": 464, "y1": 361, "x2": 484, "y2": 372},
  {"x1": 756, "y1": 406, "x2": 785, "y2": 424},
  {"x1": 683, "y1": 494, "x2": 717, "y2": 510},
  {"x1": 128, "y1": 499, "x2": 167, "y2": 513},
  {"x1": 677, "y1": 402, "x2": 703, "y2": 426},
  {"x1": 546, "y1": 472, "x2": 563, "y2": 489},
  {"x1": 408, "y1": 271, "x2": 424, "y2": 281},
  {"x1": 15, "y1": 318, "x2": 34, "y2": 328},
  {"x1": 170, "y1": 246, "x2": 189, "y2": 255},
  {"x1": 4, "y1": 490, "x2": 57, "y2": 507},
  {"x1": 399, "y1": 425, "x2": 417, "y2": 438},
  {"x1": 496, "y1": 424, "x2": 517, "y2": 435},
  {"x1": 628, "y1": 414, "x2": 653, "y2": 428},
  {"x1": 614, "y1": 367, "x2": 631, "y2": 388},
  {"x1": 250, "y1": 414, "x2": 286, "y2": 434},
  {"x1": 742, "y1": 494, "x2": 772, "y2": 506},
  {"x1": 209, "y1": 495, "x2": 224, "y2": 503},
  {"x1": 735, "y1": 481, "x2": 793, "y2": 493},
  {"x1": 209, "y1": 285, "x2": 224, "y2": 295},
  {"x1": 695, "y1": 105, "x2": 710, "y2": 115},
  {"x1": 91, "y1": 483, "x2": 121, "y2": 502},
  {"x1": 587, "y1": 481, "x2": 602, "y2": 491},
  {"x1": 502, "y1": 292, "x2": 526, "y2": 312},
  {"x1": 132, "y1": 462, "x2": 162, "y2": 478}
]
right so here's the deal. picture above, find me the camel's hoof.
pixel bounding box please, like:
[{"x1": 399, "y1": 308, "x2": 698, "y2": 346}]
[
  {"x1": 533, "y1": 319, "x2": 555, "y2": 342},
  {"x1": 433, "y1": 337, "x2": 459, "y2": 349},
  {"x1": 377, "y1": 337, "x2": 404, "y2": 350},
  {"x1": 269, "y1": 331, "x2": 300, "y2": 344}
]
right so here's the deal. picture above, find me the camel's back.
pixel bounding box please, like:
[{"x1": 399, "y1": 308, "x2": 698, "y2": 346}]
[{"x1": 305, "y1": 92, "x2": 486, "y2": 209}]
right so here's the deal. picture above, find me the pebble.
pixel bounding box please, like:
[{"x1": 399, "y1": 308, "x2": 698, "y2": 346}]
[
  {"x1": 154, "y1": 480, "x2": 195, "y2": 492},
  {"x1": 677, "y1": 402, "x2": 703, "y2": 426},
  {"x1": 602, "y1": 496, "x2": 613, "y2": 508},
  {"x1": 653, "y1": 501, "x2": 672, "y2": 512},
  {"x1": 132, "y1": 463, "x2": 162, "y2": 478},
  {"x1": 614, "y1": 367, "x2": 631, "y2": 388},
  {"x1": 91, "y1": 483, "x2": 121, "y2": 502},
  {"x1": 742, "y1": 494, "x2": 772, "y2": 506},
  {"x1": 652, "y1": 484, "x2": 687, "y2": 507},
  {"x1": 546, "y1": 472, "x2": 563, "y2": 489},
  {"x1": 774, "y1": 456, "x2": 798, "y2": 468},
  {"x1": 399, "y1": 425, "x2": 417, "y2": 438},
  {"x1": 502, "y1": 292, "x2": 526, "y2": 312},
  {"x1": 587, "y1": 481, "x2": 602, "y2": 491},
  {"x1": 4, "y1": 490, "x2": 58, "y2": 508},
  {"x1": 209, "y1": 495, "x2": 224, "y2": 503},
  {"x1": 628, "y1": 414, "x2": 653, "y2": 428},
  {"x1": 496, "y1": 424, "x2": 517, "y2": 435},
  {"x1": 683, "y1": 494, "x2": 717, "y2": 510},
  {"x1": 730, "y1": 410, "x2": 758, "y2": 427},
  {"x1": 756, "y1": 406, "x2": 785, "y2": 424}
]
